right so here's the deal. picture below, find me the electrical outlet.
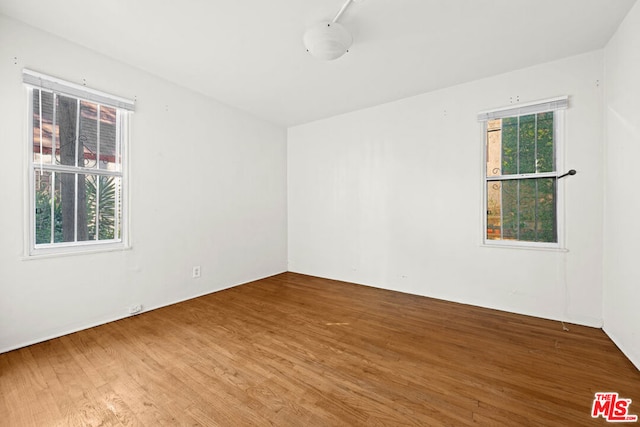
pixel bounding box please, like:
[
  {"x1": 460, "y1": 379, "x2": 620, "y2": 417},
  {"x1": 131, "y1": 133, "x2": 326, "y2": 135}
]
[
  {"x1": 192, "y1": 266, "x2": 201, "y2": 278},
  {"x1": 129, "y1": 304, "x2": 142, "y2": 315}
]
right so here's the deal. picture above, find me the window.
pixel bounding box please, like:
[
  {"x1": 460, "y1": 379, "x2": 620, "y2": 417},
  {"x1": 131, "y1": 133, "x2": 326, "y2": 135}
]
[
  {"x1": 479, "y1": 97, "x2": 567, "y2": 248},
  {"x1": 24, "y1": 70, "x2": 134, "y2": 256}
]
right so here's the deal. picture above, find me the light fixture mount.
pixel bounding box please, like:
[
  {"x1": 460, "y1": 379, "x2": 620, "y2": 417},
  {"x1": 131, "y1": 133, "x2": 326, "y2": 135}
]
[
  {"x1": 304, "y1": 21, "x2": 352, "y2": 61},
  {"x1": 303, "y1": 0, "x2": 360, "y2": 61}
]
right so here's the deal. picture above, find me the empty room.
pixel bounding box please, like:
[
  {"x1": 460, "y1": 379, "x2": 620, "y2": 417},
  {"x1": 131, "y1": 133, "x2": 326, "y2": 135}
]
[{"x1": 1, "y1": 0, "x2": 639, "y2": 425}]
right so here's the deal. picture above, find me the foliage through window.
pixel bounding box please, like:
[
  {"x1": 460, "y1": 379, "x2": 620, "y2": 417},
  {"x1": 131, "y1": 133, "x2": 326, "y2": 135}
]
[
  {"x1": 481, "y1": 97, "x2": 567, "y2": 247},
  {"x1": 25, "y1": 70, "x2": 133, "y2": 254}
]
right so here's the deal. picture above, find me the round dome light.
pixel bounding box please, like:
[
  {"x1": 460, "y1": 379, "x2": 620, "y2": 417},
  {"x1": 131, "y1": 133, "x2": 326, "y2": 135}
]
[{"x1": 303, "y1": 22, "x2": 353, "y2": 61}]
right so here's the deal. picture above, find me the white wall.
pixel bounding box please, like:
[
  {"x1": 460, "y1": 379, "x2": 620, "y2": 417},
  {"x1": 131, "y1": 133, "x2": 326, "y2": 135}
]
[
  {"x1": 603, "y1": 1, "x2": 640, "y2": 370},
  {"x1": 289, "y1": 51, "x2": 605, "y2": 327},
  {"x1": 0, "y1": 15, "x2": 288, "y2": 353}
]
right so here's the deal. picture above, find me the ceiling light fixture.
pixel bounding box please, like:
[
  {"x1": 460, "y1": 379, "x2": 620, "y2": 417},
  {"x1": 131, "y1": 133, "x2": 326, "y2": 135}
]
[{"x1": 304, "y1": 0, "x2": 359, "y2": 61}]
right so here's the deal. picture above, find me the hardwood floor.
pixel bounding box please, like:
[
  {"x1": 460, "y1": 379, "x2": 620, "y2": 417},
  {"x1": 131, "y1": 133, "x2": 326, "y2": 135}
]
[{"x1": 1, "y1": 272, "x2": 639, "y2": 426}]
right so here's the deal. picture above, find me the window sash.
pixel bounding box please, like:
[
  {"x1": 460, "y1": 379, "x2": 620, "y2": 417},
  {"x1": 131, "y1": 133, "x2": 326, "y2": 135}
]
[
  {"x1": 486, "y1": 177, "x2": 558, "y2": 244},
  {"x1": 33, "y1": 171, "x2": 123, "y2": 245}
]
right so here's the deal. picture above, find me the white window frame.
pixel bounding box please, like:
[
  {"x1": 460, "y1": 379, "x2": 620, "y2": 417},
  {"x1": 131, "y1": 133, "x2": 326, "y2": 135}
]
[
  {"x1": 478, "y1": 96, "x2": 568, "y2": 250},
  {"x1": 23, "y1": 69, "x2": 134, "y2": 257}
]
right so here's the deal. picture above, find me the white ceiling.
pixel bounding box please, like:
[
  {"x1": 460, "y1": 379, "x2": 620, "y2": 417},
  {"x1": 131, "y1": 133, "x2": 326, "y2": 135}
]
[{"x1": 0, "y1": 0, "x2": 636, "y2": 127}]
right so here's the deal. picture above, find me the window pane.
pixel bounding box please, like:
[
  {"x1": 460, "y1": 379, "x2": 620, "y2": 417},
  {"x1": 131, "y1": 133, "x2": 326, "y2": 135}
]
[
  {"x1": 518, "y1": 114, "x2": 536, "y2": 174},
  {"x1": 486, "y1": 181, "x2": 502, "y2": 240},
  {"x1": 86, "y1": 175, "x2": 120, "y2": 241},
  {"x1": 519, "y1": 179, "x2": 537, "y2": 241},
  {"x1": 34, "y1": 171, "x2": 57, "y2": 244},
  {"x1": 517, "y1": 178, "x2": 557, "y2": 242},
  {"x1": 79, "y1": 101, "x2": 99, "y2": 168},
  {"x1": 486, "y1": 119, "x2": 502, "y2": 177},
  {"x1": 536, "y1": 112, "x2": 554, "y2": 173},
  {"x1": 501, "y1": 180, "x2": 518, "y2": 240},
  {"x1": 501, "y1": 117, "x2": 518, "y2": 175},
  {"x1": 98, "y1": 106, "x2": 119, "y2": 171},
  {"x1": 32, "y1": 90, "x2": 55, "y2": 165},
  {"x1": 57, "y1": 95, "x2": 80, "y2": 167},
  {"x1": 537, "y1": 178, "x2": 556, "y2": 242},
  {"x1": 76, "y1": 173, "x2": 90, "y2": 241},
  {"x1": 57, "y1": 172, "x2": 78, "y2": 242}
]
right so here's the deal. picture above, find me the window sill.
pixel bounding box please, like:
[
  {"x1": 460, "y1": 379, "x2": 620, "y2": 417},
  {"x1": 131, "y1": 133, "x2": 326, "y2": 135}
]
[
  {"x1": 481, "y1": 242, "x2": 568, "y2": 253},
  {"x1": 23, "y1": 243, "x2": 131, "y2": 260}
]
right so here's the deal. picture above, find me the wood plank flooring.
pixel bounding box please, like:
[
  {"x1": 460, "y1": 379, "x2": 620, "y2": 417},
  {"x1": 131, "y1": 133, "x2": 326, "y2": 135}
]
[{"x1": 1, "y1": 272, "x2": 639, "y2": 426}]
